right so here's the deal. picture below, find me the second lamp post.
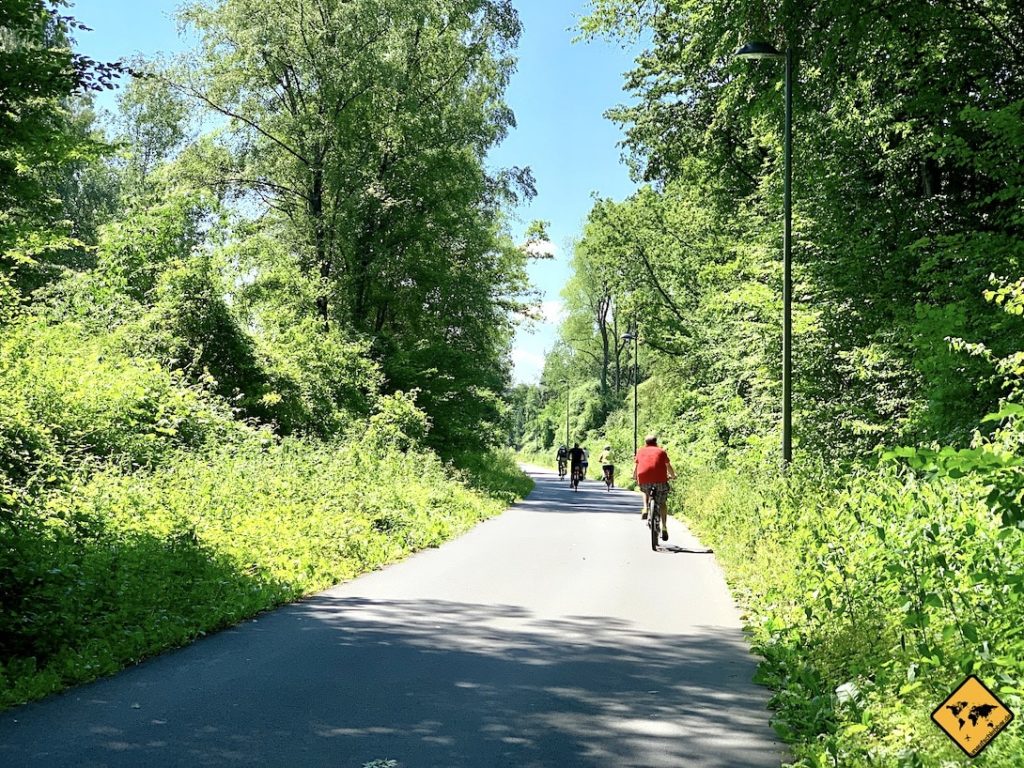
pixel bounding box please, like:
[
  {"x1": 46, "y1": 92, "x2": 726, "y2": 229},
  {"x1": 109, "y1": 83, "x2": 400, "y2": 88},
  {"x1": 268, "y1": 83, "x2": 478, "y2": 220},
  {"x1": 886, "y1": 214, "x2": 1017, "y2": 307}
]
[
  {"x1": 621, "y1": 330, "x2": 639, "y2": 456},
  {"x1": 559, "y1": 378, "x2": 570, "y2": 446}
]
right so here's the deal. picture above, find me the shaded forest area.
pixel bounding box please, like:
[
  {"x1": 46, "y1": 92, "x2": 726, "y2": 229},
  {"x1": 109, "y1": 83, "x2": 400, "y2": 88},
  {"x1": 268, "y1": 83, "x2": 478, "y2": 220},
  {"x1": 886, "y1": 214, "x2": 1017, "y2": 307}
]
[
  {"x1": 511, "y1": 1, "x2": 1024, "y2": 766},
  {"x1": 1, "y1": 0, "x2": 533, "y2": 707}
]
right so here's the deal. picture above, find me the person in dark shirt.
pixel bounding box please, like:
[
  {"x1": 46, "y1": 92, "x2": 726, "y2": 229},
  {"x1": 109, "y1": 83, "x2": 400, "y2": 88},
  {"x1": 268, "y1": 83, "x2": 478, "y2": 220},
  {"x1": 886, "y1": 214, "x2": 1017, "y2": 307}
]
[{"x1": 567, "y1": 443, "x2": 585, "y2": 484}]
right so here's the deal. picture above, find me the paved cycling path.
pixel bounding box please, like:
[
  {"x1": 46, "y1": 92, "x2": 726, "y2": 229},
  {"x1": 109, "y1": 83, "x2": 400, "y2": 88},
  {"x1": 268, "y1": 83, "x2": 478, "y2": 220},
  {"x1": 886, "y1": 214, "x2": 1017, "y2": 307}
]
[{"x1": 0, "y1": 465, "x2": 784, "y2": 768}]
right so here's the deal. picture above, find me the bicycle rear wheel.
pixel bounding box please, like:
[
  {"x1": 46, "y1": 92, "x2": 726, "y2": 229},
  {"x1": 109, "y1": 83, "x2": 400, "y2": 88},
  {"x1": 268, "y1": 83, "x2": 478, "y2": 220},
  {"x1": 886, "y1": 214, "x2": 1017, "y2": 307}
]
[{"x1": 650, "y1": 501, "x2": 659, "y2": 551}]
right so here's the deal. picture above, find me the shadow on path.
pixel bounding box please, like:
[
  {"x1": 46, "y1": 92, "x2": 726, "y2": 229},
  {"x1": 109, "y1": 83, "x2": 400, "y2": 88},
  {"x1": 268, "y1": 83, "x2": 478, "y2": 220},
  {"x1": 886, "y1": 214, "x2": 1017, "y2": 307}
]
[{"x1": 0, "y1": 596, "x2": 781, "y2": 767}]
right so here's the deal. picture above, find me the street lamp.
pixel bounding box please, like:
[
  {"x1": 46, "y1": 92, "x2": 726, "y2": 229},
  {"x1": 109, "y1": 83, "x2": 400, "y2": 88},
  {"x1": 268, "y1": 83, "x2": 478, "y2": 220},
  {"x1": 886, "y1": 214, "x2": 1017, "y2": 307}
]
[
  {"x1": 735, "y1": 39, "x2": 793, "y2": 466},
  {"x1": 558, "y1": 378, "x2": 570, "y2": 446},
  {"x1": 621, "y1": 330, "x2": 639, "y2": 456}
]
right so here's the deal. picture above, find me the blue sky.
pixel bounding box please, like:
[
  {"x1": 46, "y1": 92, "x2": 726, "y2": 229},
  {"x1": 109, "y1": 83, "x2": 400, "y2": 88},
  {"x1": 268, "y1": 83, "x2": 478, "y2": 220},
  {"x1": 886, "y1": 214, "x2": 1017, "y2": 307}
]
[{"x1": 69, "y1": 0, "x2": 642, "y2": 384}]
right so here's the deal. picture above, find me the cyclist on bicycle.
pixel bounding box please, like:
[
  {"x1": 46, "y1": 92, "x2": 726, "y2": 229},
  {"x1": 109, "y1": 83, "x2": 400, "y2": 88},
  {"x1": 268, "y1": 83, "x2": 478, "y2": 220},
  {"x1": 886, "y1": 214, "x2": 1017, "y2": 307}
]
[
  {"x1": 568, "y1": 443, "x2": 585, "y2": 485},
  {"x1": 599, "y1": 445, "x2": 614, "y2": 485},
  {"x1": 634, "y1": 434, "x2": 676, "y2": 541},
  {"x1": 555, "y1": 444, "x2": 568, "y2": 476},
  {"x1": 580, "y1": 446, "x2": 590, "y2": 479}
]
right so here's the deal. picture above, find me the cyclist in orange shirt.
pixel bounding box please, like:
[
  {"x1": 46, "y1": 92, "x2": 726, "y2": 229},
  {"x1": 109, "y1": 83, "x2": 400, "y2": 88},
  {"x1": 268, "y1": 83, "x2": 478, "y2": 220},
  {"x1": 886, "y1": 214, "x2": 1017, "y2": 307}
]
[{"x1": 633, "y1": 434, "x2": 677, "y2": 541}]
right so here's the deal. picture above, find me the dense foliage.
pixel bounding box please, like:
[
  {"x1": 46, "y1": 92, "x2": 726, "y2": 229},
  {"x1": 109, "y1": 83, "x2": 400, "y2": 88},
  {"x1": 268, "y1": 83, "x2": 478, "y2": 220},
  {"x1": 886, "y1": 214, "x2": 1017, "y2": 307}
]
[
  {"x1": 1, "y1": 0, "x2": 534, "y2": 708},
  {"x1": 513, "y1": 1, "x2": 1024, "y2": 765}
]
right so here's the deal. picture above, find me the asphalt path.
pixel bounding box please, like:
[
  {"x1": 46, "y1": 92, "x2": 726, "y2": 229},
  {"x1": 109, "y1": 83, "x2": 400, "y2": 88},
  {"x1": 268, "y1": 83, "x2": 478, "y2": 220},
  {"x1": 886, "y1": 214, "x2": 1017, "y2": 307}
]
[{"x1": 0, "y1": 464, "x2": 784, "y2": 767}]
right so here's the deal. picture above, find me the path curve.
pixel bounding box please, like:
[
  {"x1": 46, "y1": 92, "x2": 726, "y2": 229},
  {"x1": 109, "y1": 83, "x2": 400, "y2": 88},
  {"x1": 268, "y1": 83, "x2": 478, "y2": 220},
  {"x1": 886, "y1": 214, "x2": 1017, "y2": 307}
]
[{"x1": 0, "y1": 464, "x2": 784, "y2": 767}]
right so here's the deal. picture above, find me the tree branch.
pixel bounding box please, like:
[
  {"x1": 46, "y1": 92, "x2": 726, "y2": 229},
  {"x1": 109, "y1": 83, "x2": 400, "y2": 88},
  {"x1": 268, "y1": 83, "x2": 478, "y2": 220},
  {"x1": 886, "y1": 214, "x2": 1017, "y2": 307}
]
[{"x1": 171, "y1": 77, "x2": 311, "y2": 167}]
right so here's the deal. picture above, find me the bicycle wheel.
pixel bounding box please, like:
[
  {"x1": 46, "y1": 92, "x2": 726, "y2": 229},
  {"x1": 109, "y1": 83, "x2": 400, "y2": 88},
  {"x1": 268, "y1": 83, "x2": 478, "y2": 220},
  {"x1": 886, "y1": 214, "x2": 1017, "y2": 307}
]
[{"x1": 650, "y1": 500, "x2": 659, "y2": 551}]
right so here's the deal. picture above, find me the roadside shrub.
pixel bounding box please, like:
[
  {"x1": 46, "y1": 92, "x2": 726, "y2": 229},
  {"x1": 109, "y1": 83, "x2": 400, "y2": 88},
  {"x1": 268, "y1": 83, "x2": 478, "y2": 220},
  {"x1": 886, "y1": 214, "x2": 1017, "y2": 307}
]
[
  {"x1": 451, "y1": 449, "x2": 535, "y2": 506},
  {"x1": 0, "y1": 318, "x2": 238, "y2": 472},
  {"x1": 0, "y1": 390, "x2": 62, "y2": 515},
  {"x1": 251, "y1": 317, "x2": 380, "y2": 437},
  {"x1": 112, "y1": 256, "x2": 378, "y2": 438},
  {"x1": 363, "y1": 390, "x2": 431, "y2": 453}
]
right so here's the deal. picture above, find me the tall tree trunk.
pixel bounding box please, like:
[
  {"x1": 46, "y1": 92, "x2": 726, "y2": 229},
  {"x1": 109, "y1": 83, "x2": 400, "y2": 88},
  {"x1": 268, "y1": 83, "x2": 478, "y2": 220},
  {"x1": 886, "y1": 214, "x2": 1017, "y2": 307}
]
[
  {"x1": 597, "y1": 292, "x2": 610, "y2": 399},
  {"x1": 613, "y1": 309, "x2": 621, "y2": 396},
  {"x1": 310, "y1": 165, "x2": 330, "y2": 331}
]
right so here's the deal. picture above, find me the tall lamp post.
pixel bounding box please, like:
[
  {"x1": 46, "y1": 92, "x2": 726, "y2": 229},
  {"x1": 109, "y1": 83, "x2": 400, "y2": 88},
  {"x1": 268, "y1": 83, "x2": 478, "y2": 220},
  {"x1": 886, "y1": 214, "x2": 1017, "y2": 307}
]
[
  {"x1": 621, "y1": 330, "x2": 639, "y2": 457},
  {"x1": 559, "y1": 378, "x2": 570, "y2": 446},
  {"x1": 735, "y1": 40, "x2": 794, "y2": 467}
]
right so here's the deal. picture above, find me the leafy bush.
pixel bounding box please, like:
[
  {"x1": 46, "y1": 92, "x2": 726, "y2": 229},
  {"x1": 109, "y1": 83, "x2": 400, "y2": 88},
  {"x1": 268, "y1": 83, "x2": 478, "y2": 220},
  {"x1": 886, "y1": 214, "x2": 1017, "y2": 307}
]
[
  {"x1": 0, "y1": 388, "x2": 62, "y2": 515},
  {"x1": 363, "y1": 390, "x2": 431, "y2": 453},
  {"x1": 250, "y1": 317, "x2": 380, "y2": 437},
  {"x1": 0, "y1": 317, "x2": 239, "y2": 474},
  {"x1": 94, "y1": 191, "x2": 209, "y2": 303},
  {"x1": 52, "y1": 234, "x2": 379, "y2": 439},
  {"x1": 451, "y1": 449, "x2": 534, "y2": 506}
]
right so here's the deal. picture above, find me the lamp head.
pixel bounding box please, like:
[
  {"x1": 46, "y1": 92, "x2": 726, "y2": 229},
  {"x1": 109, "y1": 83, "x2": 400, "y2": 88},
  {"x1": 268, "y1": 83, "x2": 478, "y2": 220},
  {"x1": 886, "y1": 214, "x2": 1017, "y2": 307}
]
[{"x1": 735, "y1": 41, "x2": 784, "y2": 60}]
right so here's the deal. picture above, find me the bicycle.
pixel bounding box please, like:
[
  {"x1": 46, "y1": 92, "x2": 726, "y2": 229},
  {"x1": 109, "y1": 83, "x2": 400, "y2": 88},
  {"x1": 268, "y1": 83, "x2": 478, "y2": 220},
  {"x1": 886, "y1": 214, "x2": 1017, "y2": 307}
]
[
  {"x1": 646, "y1": 492, "x2": 660, "y2": 551},
  {"x1": 571, "y1": 464, "x2": 582, "y2": 492},
  {"x1": 557, "y1": 458, "x2": 567, "y2": 481},
  {"x1": 602, "y1": 464, "x2": 614, "y2": 491}
]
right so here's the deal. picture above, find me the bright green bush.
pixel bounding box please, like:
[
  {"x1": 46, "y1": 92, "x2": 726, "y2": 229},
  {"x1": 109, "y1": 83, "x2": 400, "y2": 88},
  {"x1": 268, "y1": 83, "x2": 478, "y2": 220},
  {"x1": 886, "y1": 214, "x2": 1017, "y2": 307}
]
[
  {"x1": 134, "y1": 254, "x2": 376, "y2": 436},
  {"x1": 0, "y1": 318, "x2": 239, "y2": 473},
  {"x1": 0, "y1": 388, "x2": 62, "y2": 515},
  {"x1": 363, "y1": 390, "x2": 432, "y2": 453},
  {"x1": 250, "y1": 317, "x2": 380, "y2": 437},
  {"x1": 47, "y1": 201, "x2": 379, "y2": 440},
  {"x1": 94, "y1": 191, "x2": 209, "y2": 304}
]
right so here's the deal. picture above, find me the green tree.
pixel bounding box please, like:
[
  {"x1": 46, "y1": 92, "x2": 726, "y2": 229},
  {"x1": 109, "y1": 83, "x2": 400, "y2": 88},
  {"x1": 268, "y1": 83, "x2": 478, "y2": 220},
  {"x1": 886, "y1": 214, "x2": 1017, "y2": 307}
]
[
  {"x1": 173, "y1": 0, "x2": 532, "y2": 451},
  {"x1": 115, "y1": 68, "x2": 193, "y2": 193},
  {"x1": 0, "y1": 0, "x2": 125, "y2": 315}
]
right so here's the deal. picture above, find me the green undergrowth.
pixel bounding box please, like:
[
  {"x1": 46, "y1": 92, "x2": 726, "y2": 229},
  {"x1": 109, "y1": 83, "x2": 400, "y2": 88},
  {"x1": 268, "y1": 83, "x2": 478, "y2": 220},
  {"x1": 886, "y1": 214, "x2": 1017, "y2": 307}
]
[
  {"x1": 672, "y1": 452, "x2": 1023, "y2": 767},
  {"x1": 450, "y1": 449, "x2": 534, "y2": 505},
  {"x1": 1, "y1": 441, "x2": 528, "y2": 709}
]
